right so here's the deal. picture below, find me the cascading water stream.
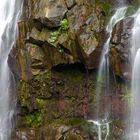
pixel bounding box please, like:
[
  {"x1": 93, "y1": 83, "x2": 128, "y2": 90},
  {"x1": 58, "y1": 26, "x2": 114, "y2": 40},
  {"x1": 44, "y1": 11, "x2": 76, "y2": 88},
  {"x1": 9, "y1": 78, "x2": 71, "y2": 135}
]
[
  {"x1": 88, "y1": 7, "x2": 127, "y2": 140},
  {"x1": 96, "y1": 7, "x2": 127, "y2": 118},
  {"x1": 128, "y1": 8, "x2": 140, "y2": 140},
  {"x1": 0, "y1": 0, "x2": 22, "y2": 139}
]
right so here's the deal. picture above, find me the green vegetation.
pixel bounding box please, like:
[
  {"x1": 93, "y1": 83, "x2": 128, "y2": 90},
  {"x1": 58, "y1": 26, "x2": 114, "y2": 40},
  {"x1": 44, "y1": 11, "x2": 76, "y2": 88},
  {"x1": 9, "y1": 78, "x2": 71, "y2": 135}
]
[
  {"x1": 60, "y1": 19, "x2": 69, "y2": 31},
  {"x1": 121, "y1": 92, "x2": 132, "y2": 103},
  {"x1": 64, "y1": 118, "x2": 86, "y2": 126},
  {"x1": 24, "y1": 112, "x2": 43, "y2": 128},
  {"x1": 36, "y1": 98, "x2": 45, "y2": 108},
  {"x1": 125, "y1": 5, "x2": 138, "y2": 17},
  {"x1": 121, "y1": 85, "x2": 132, "y2": 103},
  {"x1": 49, "y1": 18, "x2": 69, "y2": 43},
  {"x1": 19, "y1": 81, "x2": 30, "y2": 108},
  {"x1": 49, "y1": 31, "x2": 60, "y2": 43},
  {"x1": 95, "y1": 0, "x2": 113, "y2": 24},
  {"x1": 35, "y1": 70, "x2": 51, "y2": 81},
  {"x1": 50, "y1": 118, "x2": 88, "y2": 128}
]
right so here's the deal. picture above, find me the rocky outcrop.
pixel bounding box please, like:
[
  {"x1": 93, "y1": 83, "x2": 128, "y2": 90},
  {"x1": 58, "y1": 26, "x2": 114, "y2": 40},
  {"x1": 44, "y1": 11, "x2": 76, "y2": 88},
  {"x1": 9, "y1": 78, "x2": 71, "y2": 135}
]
[
  {"x1": 16, "y1": 0, "x2": 109, "y2": 74},
  {"x1": 11, "y1": 1, "x2": 104, "y2": 139},
  {"x1": 110, "y1": 17, "x2": 134, "y2": 80},
  {"x1": 10, "y1": 0, "x2": 137, "y2": 139}
]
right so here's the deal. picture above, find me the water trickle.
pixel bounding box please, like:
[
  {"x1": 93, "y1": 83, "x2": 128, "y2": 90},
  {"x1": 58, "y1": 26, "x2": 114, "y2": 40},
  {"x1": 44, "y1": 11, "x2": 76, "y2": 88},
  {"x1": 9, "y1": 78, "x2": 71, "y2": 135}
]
[
  {"x1": 88, "y1": 119, "x2": 111, "y2": 140},
  {"x1": 0, "y1": 0, "x2": 22, "y2": 139},
  {"x1": 89, "y1": 7, "x2": 127, "y2": 140},
  {"x1": 96, "y1": 6, "x2": 127, "y2": 120},
  {"x1": 129, "y1": 8, "x2": 140, "y2": 140}
]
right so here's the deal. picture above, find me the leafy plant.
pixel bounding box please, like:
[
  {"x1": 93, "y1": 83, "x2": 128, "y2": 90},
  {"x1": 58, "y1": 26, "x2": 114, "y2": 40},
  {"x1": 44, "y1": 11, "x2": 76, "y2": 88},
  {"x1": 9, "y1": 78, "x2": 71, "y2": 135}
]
[
  {"x1": 49, "y1": 18, "x2": 69, "y2": 43},
  {"x1": 25, "y1": 112, "x2": 43, "y2": 128},
  {"x1": 49, "y1": 31, "x2": 60, "y2": 43},
  {"x1": 60, "y1": 19, "x2": 69, "y2": 31}
]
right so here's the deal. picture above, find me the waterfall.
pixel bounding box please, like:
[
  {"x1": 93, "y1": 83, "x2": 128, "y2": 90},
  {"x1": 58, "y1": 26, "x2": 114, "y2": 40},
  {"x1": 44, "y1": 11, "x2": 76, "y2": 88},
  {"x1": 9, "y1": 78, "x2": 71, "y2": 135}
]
[
  {"x1": 88, "y1": 7, "x2": 127, "y2": 140},
  {"x1": 0, "y1": 0, "x2": 22, "y2": 139},
  {"x1": 96, "y1": 7, "x2": 127, "y2": 118},
  {"x1": 128, "y1": 8, "x2": 140, "y2": 140}
]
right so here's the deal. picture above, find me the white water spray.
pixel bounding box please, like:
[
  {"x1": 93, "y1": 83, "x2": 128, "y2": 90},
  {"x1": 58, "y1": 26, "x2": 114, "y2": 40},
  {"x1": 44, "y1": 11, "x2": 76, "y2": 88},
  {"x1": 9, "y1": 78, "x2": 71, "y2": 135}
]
[
  {"x1": 0, "y1": 0, "x2": 22, "y2": 139},
  {"x1": 88, "y1": 119, "x2": 111, "y2": 140}
]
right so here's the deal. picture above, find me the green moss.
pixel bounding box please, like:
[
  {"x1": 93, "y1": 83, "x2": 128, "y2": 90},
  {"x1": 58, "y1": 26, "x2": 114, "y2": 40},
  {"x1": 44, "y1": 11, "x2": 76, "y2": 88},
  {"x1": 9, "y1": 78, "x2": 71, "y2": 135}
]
[
  {"x1": 64, "y1": 118, "x2": 86, "y2": 126},
  {"x1": 35, "y1": 70, "x2": 51, "y2": 81},
  {"x1": 19, "y1": 70, "x2": 51, "y2": 113},
  {"x1": 24, "y1": 112, "x2": 43, "y2": 128},
  {"x1": 100, "y1": 2, "x2": 112, "y2": 15},
  {"x1": 121, "y1": 92, "x2": 132, "y2": 102},
  {"x1": 66, "y1": 133, "x2": 83, "y2": 140},
  {"x1": 50, "y1": 118, "x2": 87, "y2": 127},
  {"x1": 96, "y1": 0, "x2": 113, "y2": 24},
  {"x1": 30, "y1": 70, "x2": 52, "y2": 99},
  {"x1": 19, "y1": 80, "x2": 30, "y2": 108},
  {"x1": 36, "y1": 98, "x2": 46, "y2": 108},
  {"x1": 125, "y1": 5, "x2": 138, "y2": 17},
  {"x1": 81, "y1": 121, "x2": 93, "y2": 134}
]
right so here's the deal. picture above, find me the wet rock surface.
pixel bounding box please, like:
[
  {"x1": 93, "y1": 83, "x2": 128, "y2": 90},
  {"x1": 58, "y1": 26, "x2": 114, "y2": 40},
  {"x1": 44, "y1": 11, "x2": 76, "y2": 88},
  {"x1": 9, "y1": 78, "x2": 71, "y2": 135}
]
[
  {"x1": 10, "y1": 0, "x2": 138, "y2": 139},
  {"x1": 110, "y1": 17, "x2": 134, "y2": 80}
]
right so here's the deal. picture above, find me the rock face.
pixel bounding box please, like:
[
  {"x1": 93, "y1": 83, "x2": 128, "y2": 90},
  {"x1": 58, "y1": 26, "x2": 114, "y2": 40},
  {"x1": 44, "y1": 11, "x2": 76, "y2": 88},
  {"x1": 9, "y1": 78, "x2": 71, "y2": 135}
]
[
  {"x1": 20, "y1": 0, "x2": 109, "y2": 72},
  {"x1": 10, "y1": 0, "x2": 137, "y2": 139},
  {"x1": 110, "y1": 17, "x2": 134, "y2": 80}
]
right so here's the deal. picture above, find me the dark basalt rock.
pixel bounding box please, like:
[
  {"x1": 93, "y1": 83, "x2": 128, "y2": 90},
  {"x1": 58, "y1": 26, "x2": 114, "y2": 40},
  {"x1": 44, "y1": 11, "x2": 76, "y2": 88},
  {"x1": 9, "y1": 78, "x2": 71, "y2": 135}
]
[{"x1": 110, "y1": 17, "x2": 134, "y2": 80}]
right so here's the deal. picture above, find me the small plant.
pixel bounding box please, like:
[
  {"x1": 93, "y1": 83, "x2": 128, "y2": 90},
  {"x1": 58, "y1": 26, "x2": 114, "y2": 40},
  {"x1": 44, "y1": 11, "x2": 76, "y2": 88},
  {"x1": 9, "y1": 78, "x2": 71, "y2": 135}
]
[
  {"x1": 60, "y1": 19, "x2": 69, "y2": 31},
  {"x1": 49, "y1": 18, "x2": 69, "y2": 43},
  {"x1": 49, "y1": 31, "x2": 60, "y2": 43},
  {"x1": 25, "y1": 112, "x2": 43, "y2": 128}
]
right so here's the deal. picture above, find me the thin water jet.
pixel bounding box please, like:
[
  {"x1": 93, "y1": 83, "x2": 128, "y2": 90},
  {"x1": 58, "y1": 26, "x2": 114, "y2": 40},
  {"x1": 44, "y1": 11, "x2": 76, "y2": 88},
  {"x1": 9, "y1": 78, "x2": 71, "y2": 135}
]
[
  {"x1": 0, "y1": 0, "x2": 22, "y2": 139},
  {"x1": 88, "y1": 119, "x2": 111, "y2": 140}
]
